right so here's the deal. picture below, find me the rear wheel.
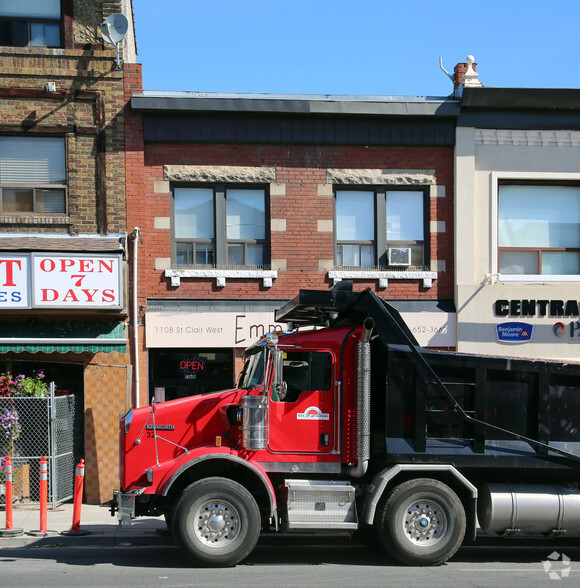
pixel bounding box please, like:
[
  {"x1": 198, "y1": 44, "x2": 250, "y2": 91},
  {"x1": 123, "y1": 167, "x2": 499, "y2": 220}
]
[
  {"x1": 377, "y1": 478, "x2": 466, "y2": 566},
  {"x1": 172, "y1": 477, "x2": 261, "y2": 567}
]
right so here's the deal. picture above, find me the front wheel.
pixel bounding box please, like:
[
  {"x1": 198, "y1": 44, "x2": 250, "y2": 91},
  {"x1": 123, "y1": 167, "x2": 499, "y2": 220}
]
[
  {"x1": 171, "y1": 477, "x2": 261, "y2": 567},
  {"x1": 377, "y1": 478, "x2": 466, "y2": 566}
]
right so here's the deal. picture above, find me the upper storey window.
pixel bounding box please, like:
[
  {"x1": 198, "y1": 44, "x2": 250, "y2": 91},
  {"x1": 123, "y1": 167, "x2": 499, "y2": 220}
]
[
  {"x1": 0, "y1": 0, "x2": 61, "y2": 48},
  {"x1": 499, "y1": 184, "x2": 580, "y2": 275},
  {"x1": 0, "y1": 136, "x2": 67, "y2": 215},
  {"x1": 335, "y1": 188, "x2": 427, "y2": 269},
  {"x1": 173, "y1": 185, "x2": 268, "y2": 268}
]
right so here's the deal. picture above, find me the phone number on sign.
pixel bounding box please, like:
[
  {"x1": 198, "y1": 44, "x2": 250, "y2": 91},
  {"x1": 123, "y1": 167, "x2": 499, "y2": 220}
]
[{"x1": 411, "y1": 325, "x2": 448, "y2": 334}]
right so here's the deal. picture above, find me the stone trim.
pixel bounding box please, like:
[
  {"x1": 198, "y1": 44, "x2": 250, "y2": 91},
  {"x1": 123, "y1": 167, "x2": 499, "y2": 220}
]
[
  {"x1": 153, "y1": 181, "x2": 170, "y2": 193},
  {"x1": 270, "y1": 183, "x2": 286, "y2": 196},
  {"x1": 154, "y1": 217, "x2": 170, "y2": 230},
  {"x1": 165, "y1": 268, "x2": 277, "y2": 288},
  {"x1": 328, "y1": 270, "x2": 437, "y2": 289},
  {"x1": 271, "y1": 219, "x2": 286, "y2": 232},
  {"x1": 430, "y1": 185, "x2": 446, "y2": 198},
  {"x1": 164, "y1": 165, "x2": 276, "y2": 184},
  {"x1": 475, "y1": 129, "x2": 580, "y2": 147},
  {"x1": 317, "y1": 220, "x2": 333, "y2": 232},
  {"x1": 0, "y1": 215, "x2": 72, "y2": 226},
  {"x1": 317, "y1": 183, "x2": 333, "y2": 196},
  {"x1": 430, "y1": 220, "x2": 446, "y2": 233},
  {"x1": 327, "y1": 168, "x2": 436, "y2": 185}
]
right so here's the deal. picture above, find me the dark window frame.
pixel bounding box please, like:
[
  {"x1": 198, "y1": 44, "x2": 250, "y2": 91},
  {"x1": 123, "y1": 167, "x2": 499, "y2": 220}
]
[
  {"x1": 334, "y1": 185, "x2": 430, "y2": 269},
  {"x1": 171, "y1": 182, "x2": 271, "y2": 269},
  {"x1": 0, "y1": 0, "x2": 63, "y2": 48},
  {"x1": 0, "y1": 135, "x2": 68, "y2": 216}
]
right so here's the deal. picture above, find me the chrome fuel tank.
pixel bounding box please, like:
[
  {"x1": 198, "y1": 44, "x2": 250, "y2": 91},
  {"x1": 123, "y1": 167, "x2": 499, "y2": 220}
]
[{"x1": 478, "y1": 483, "x2": 580, "y2": 534}]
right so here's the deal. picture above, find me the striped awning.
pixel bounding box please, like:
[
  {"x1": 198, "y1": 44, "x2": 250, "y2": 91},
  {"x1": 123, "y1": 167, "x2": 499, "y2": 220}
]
[{"x1": 0, "y1": 321, "x2": 126, "y2": 353}]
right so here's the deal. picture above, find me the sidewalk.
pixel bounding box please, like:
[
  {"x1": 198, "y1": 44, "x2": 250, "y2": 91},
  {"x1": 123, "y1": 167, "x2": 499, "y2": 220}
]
[{"x1": 0, "y1": 502, "x2": 171, "y2": 548}]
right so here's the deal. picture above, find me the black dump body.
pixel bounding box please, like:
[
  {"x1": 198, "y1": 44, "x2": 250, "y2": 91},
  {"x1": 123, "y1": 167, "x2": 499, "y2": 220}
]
[{"x1": 276, "y1": 284, "x2": 580, "y2": 482}]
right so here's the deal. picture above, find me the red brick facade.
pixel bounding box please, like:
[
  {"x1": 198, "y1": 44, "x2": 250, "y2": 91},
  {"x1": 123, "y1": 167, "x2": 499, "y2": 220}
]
[
  {"x1": 131, "y1": 143, "x2": 454, "y2": 300},
  {"x1": 124, "y1": 66, "x2": 455, "y2": 408}
]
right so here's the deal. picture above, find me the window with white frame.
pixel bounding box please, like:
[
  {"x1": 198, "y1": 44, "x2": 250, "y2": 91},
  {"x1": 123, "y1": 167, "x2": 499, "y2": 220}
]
[
  {"x1": 0, "y1": 136, "x2": 67, "y2": 215},
  {"x1": 335, "y1": 188, "x2": 427, "y2": 268},
  {"x1": 0, "y1": 0, "x2": 61, "y2": 47},
  {"x1": 173, "y1": 185, "x2": 268, "y2": 267},
  {"x1": 498, "y1": 184, "x2": 580, "y2": 275}
]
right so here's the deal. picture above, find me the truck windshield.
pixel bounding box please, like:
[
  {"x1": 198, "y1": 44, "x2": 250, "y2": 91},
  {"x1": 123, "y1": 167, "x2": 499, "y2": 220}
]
[{"x1": 238, "y1": 349, "x2": 266, "y2": 389}]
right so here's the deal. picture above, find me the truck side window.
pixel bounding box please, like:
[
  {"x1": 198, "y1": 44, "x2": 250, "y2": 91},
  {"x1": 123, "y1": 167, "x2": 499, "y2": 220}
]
[{"x1": 281, "y1": 351, "x2": 332, "y2": 402}]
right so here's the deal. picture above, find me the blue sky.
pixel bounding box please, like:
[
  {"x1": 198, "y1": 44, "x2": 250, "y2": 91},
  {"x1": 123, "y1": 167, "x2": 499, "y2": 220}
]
[{"x1": 133, "y1": 0, "x2": 580, "y2": 96}]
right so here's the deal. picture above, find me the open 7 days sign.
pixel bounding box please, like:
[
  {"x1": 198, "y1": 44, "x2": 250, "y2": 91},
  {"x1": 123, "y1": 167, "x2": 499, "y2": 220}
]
[{"x1": 0, "y1": 253, "x2": 123, "y2": 309}]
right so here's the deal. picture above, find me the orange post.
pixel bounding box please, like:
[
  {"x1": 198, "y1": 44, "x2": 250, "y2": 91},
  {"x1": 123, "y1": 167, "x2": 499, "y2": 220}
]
[
  {"x1": 71, "y1": 459, "x2": 84, "y2": 532},
  {"x1": 4, "y1": 456, "x2": 13, "y2": 530},
  {"x1": 0, "y1": 456, "x2": 23, "y2": 537},
  {"x1": 61, "y1": 459, "x2": 90, "y2": 536},
  {"x1": 39, "y1": 456, "x2": 48, "y2": 533}
]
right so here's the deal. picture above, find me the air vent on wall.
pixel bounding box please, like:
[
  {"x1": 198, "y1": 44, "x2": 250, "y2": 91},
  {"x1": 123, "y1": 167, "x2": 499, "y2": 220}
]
[{"x1": 387, "y1": 247, "x2": 412, "y2": 266}]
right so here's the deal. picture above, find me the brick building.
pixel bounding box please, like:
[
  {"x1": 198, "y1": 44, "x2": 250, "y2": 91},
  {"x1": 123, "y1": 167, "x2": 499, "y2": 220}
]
[
  {"x1": 126, "y1": 79, "x2": 459, "y2": 404},
  {"x1": 454, "y1": 57, "x2": 580, "y2": 360},
  {"x1": 0, "y1": 0, "x2": 136, "y2": 503}
]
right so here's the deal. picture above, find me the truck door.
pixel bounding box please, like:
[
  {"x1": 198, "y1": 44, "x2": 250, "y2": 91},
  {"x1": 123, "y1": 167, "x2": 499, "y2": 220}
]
[{"x1": 268, "y1": 349, "x2": 335, "y2": 453}]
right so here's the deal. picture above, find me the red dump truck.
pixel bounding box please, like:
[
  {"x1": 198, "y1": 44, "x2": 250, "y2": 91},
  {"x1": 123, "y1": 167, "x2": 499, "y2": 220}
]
[{"x1": 113, "y1": 284, "x2": 580, "y2": 567}]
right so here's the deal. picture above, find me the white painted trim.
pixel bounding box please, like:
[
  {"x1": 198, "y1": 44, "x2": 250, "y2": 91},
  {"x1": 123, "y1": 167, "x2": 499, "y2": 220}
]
[
  {"x1": 328, "y1": 270, "x2": 437, "y2": 289},
  {"x1": 498, "y1": 274, "x2": 580, "y2": 283},
  {"x1": 165, "y1": 268, "x2": 277, "y2": 288}
]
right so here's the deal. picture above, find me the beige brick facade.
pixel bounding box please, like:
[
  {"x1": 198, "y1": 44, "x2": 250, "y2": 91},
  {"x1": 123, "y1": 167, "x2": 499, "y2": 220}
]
[{"x1": 0, "y1": 0, "x2": 135, "y2": 503}]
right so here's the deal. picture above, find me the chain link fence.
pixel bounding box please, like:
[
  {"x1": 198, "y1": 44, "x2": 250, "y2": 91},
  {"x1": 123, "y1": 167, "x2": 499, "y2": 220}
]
[{"x1": 1, "y1": 385, "x2": 76, "y2": 508}]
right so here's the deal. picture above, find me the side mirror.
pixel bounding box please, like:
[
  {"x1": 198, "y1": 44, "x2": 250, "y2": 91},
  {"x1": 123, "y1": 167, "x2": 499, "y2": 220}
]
[{"x1": 276, "y1": 381, "x2": 288, "y2": 400}]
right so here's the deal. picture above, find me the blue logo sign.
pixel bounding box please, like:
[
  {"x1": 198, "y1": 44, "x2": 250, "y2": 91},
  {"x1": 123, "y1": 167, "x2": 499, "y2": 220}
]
[{"x1": 496, "y1": 322, "x2": 533, "y2": 343}]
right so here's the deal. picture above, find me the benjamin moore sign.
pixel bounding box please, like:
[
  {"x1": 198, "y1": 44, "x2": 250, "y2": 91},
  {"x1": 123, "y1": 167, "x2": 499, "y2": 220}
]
[
  {"x1": 0, "y1": 253, "x2": 123, "y2": 309},
  {"x1": 496, "y1": 322, "x2": 533, "y2": 343}
]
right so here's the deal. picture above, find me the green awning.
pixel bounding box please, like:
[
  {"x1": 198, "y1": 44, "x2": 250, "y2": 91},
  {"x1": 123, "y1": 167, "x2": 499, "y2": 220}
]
[{"x1": 0, "y1": 322, "x2": 126, "y2": 354}]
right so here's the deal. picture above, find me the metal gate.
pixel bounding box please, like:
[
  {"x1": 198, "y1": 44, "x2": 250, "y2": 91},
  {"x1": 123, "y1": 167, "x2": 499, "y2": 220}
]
[{"x1": 0, "y1": 384, "x2": 76, "y2": 508}]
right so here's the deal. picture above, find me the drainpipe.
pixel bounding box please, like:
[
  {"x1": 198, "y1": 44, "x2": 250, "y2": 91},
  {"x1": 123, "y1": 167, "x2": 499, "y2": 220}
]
[
  {"x1": 347, "y1": 317, "x2": 374, "y2": 478},
  {"x1": 131, "y1": 227, "x2": 141, "y2": 408}
]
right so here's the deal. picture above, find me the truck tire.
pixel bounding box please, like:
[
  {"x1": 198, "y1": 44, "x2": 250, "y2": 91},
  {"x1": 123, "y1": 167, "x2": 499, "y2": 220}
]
[
  {"x1": 377, "y1": 478, "x2": 466, "y2": 566},
  {"x1": 171, "y1": 477, "x2": 261, "y2": 567}
]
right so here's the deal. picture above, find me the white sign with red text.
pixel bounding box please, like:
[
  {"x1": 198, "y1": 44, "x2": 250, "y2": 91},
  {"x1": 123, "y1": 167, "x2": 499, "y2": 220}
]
[
  {"x1": 32, "y1": 254, "x2": 122, "y2": 309},
  {"x1": 0, "y1": 254, "x2": 31, "y2": 308}
]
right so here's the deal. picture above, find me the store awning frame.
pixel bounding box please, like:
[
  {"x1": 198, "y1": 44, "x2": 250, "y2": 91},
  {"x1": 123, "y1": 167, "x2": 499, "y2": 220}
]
[{"x1": 0, "y1": 322, "x2": 127, "y2": 354}]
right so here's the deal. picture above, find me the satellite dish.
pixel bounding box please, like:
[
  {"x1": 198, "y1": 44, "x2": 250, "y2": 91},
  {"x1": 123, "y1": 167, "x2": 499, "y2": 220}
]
[
  {"x1": 100, "y1": 13, "x2": 128, "y2": 45},
  {"x1": 100, "y1": 13, "x2": 129, "y2": 70}
]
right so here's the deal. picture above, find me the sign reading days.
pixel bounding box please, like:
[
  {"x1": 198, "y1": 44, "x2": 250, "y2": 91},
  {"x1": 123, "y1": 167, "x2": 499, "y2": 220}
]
[
  {"x1": 0, "y1": 253, "x2": 123, "y2": 309},
  {"x1": 32, "y1": 254, "x2": 122, "y2": 308}
]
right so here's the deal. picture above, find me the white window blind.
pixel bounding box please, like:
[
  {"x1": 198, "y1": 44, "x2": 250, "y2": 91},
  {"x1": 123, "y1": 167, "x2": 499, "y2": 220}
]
[
  {"x1": 226, "y1": 189, "x2": 265, "y2": 239},
  {"x1": 336, "y1": 190, "x2": 374, "y2": 240},
  {"x1": 0, "y1": 0, "x2": 61, "y2": 18},
  {"x1": 0, "y1": 137, "x2": 66, "y2": 185},
  {"x1": 499, "y1": 185, "x2": 580, "y2": 248},
  {"x1": 387, "y1": 190, "x2": 424, "y2": 240}
]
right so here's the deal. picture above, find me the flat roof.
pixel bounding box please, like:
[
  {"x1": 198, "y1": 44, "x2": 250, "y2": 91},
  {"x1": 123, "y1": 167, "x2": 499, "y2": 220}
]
[{"x1": 131, "y1": 91, "x2": 459, "y2": 117}]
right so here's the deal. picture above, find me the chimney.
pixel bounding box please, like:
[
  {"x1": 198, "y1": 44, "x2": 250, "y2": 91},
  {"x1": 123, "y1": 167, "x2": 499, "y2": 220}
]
[{"x1": 454, "y1": 55, "x2": 482, "y2": 92}]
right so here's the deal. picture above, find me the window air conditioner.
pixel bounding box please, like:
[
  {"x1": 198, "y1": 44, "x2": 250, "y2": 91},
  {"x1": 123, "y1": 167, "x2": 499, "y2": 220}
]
[{"x1": 388, "y1": 247, "x2": 412, "y2": 266}]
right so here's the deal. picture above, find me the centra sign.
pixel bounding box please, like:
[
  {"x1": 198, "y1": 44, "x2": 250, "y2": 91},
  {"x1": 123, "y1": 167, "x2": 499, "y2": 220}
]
[{"x1": 494, "y1": 299, "x2": 580, "y2": 318}]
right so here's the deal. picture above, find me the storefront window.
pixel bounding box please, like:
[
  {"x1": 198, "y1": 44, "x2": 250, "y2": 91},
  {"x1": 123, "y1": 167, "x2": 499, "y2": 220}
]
[{"x1": 148, "y1": 348, "x2": 234, "y2": 402}]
